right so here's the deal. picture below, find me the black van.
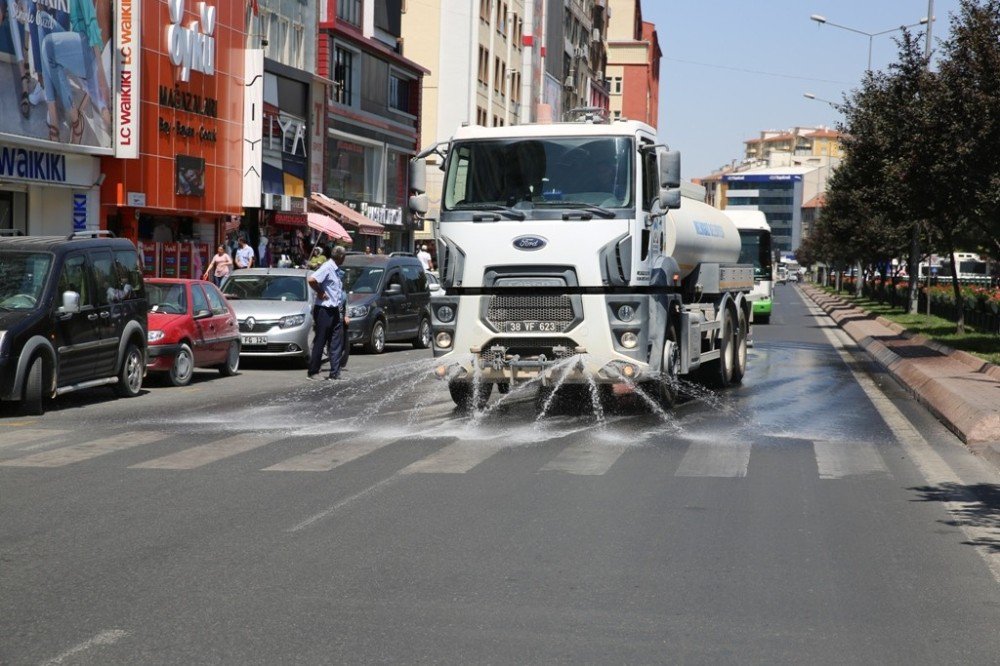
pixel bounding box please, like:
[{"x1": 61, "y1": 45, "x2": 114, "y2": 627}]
[
  {"x1": 341, "y1": 253, "x2": 432, "y2": 353},
  {"x1": 0, "y1": 231, "x2": 147, "y2": 415}
]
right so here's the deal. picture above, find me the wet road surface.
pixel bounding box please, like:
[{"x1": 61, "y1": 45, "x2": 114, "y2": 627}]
[{"x1": 2, "y1": 284, "x2": 1000, "y2": 663}]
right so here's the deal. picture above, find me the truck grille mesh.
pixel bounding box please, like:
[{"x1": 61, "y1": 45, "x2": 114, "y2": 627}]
[
  {"x1": 478, "y1": 337, "x2": 580, "y2": 365},
  {"x1": 486, "y1": 295, "x2": 574, "y2": 327}
]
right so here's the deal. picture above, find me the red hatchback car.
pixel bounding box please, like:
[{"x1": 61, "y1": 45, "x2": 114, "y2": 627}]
[{"x1": 145, "y1": 278, "x2": 241, "y2": 386}]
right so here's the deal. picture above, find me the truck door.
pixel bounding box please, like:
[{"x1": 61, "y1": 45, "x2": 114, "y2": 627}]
[
  {"x1": 635, "y1": 140, "x2": 660, "y2": 284},
  {"x1": 53, "y1": 253, "x2": 100, "y2": 386}
]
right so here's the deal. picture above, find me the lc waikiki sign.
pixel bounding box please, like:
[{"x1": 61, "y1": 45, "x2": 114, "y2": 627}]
[
  {"x1": 167, "y1": 0, "x2": 217, "y2": 83},
  {"x1": 115, "y1": 0, "x2": 141, "y2": 159}
]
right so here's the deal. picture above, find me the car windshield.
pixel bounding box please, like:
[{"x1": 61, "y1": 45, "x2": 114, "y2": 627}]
[
  {"x1": 0, "y1": 251, "x2": 51, "y2": 311},
  {"x1": 342, "y1": 266, "x2": 385, "y2": 294},
  {"x1": 222, "y1": 274, "x2": 308, "y2": 301},
  {"x1": 147, "y1": 283, "x2": 188, "y2": 315},
  {"x1": 443, "y1": 136, "x2": 634, "y2": 213}
]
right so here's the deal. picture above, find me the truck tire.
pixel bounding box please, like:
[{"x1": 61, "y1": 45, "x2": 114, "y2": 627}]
[
  {"x1": 21, "y1": 355, "x2": 46, "y2": 416},
  {"x1": 732, "y1": 309, "x2": 748, "y2": 384},
  {"x1": 449, "y1": 380, "x2": 493, "y2": 410},
  {"x1": 644, "y1": 322, "x2": 680, "y2": 408},
  {"x1": 703, "y1": 308, "x2": 734, "y2": 389}
]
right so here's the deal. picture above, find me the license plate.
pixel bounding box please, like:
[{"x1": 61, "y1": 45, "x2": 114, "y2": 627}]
[
  {"x1": 498, "y1": 321, "x2": 565, "y2": 333},
  {"x1": 242, "y1": 335, "x2": 268, "y2": 345}
]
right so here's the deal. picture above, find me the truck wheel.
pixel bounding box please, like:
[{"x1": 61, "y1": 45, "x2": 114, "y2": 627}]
[
  {"x1": 703, "y1": 309, "x2": 734, "y2": 389},
  {"x1": 732, "y1": 310, "x2": 748, "y2": 384},
  {"x1": 114, "y1": 344, "x2": 144, "y2": 397},
  {"x1": 449, "y1": 380, "x2": 493, "y2": 410},
  {"x1": 657, "y1": 324, "x2": 681, "y2": 407},
  {"x1": 21, "y1": 355, "x2": 46, "y2": 416}
]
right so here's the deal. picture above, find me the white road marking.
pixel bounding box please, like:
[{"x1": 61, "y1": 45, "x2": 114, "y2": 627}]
[
  {"x1": 675, "y1": 439, "x2": 752, "y2": 478},
  {"x1": 130, "y1": 433, "x2": 276, "y2": 470},
  {"x1": 264, "y1": 436, "x2": 400, "y2": 472},
  {"x1": 539, "y1": 441, "x2": 625, "y2": 475},
  {"x1": 800, "y1": 288, "x2": 1000, "y2": 583},
  {"x1": 0, "y1": 432, "x2": 169, "y2": 468},
  {"x1": 40, "y1": 629, "x2": 127, "y2": 665},
  {"x1": 813, "y1": 439, "x2": 889, "y2": 479},
  {"x1": 401, "y1": 441, "x2": 502, "y2": 474},
  {"x1": 0, "y1": 428, "x2": 69, "y2": 451},
  {"x1": 288, "y1": 474, "x2": 404, "y2": 533}
]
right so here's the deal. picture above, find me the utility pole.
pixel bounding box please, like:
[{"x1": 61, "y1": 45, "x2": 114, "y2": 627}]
[{"x1": 909, "y1": 0, "x2": 934, "y2": 314}]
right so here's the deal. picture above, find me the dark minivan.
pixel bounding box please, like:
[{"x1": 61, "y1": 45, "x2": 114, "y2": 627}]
[
  {"x1": 0, "y1": 231, "x2": 147, "y2": 415},
  {"x1": 342, "y1": 253, "x2": 432, "y2": 353}
]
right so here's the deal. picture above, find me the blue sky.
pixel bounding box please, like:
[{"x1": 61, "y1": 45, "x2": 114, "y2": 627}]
[{"x1": 645, "y1": 0, "x2": 963, "y2": 179}]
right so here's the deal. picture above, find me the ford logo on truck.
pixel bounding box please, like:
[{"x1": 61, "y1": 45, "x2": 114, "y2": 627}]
[{"x1": 512, "y1": 236, "x2": 547, "y2": 251}]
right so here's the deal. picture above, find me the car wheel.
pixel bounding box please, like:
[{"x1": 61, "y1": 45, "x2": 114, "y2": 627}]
[
  {"x1": 114, "y1": 344, "x2": 144, "y2": 397},
  {"x1": 218, "y1": 341, "x2": 240, "y2": 376},
  {"x1": 365, "y1": 320, "x2": 386, "y2": 354},
  {"x1": 21, "y1": 355, "x2": 46, "y2": 416},
  {"x1": 169, "y1": 343, "x2": 194, "y2": 387},
  {"x1": 413, "y1": 317, "x2": 431, "y2": 349}
]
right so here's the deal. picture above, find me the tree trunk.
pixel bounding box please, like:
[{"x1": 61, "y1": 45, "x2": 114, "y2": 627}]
[
  {"x1": 907, "y1": 225, "x2": 920, "y2": 314},
  {"x1": 949, "y1": 248, "x2": 965, "y2": 335},
  {"x1": 855, "y1": 261, "x2": 864, "y2": 297}
]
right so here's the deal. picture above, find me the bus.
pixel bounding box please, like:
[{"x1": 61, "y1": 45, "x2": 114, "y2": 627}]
[{"x1": 727, "y1": 210, "x2": 774, "y2": 324}]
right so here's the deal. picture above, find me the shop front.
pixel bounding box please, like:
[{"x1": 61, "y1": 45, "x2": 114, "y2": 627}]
[
  {"x1": 310, "y1": 192, "x2": 384, "y2": 252},
  {"x1": 99, "y1": 0, "x2": 245, "y2": 276}
]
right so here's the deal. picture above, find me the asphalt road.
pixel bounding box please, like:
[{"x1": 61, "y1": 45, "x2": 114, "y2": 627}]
[{"x1": 2, "y1": 285, "x2": 1000, "y2": 664}]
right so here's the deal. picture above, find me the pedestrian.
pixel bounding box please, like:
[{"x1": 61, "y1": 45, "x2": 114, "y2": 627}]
[
  {"x1": 202, "y1": 245, "x2": 233, "y2": 286},
  {"x1": 307, "y1": 244, "x2": 326, "y2": 270},
  {"x1": 235, "y1": 237, "x2": 255, "y2": 269},
  {"x1": 417, "y1": 244, "x2": 433, "y2": 271},
  {"x1": 307, "y1": 245, "x2": 348, "y2": 381}
]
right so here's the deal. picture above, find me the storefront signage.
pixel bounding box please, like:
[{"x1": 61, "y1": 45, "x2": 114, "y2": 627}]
[
  {"x1": 359, "y1": 202, "x2": 403, "y2": 227},
  {"x1": 158, "y1": 86, "x2": 219, "y2": 118},
  {"x1": 243, "y1": 49, "x2": 264, "y2": 209},
  {"x1": 72, "y1": 194, "x2": 88, "y2": 231},
  {"x1": 115, "y1": 0, "x2": 141, "y2": 159},
  {"x1": 264, "y1": 113, "x2": 307, "y2": 157},
  {"x1": 127, "y1": 192, "x2": 147, "y2": 207},
  {"x1": 723, "y1": 174, "x2": 803, "y2": 183},
  {"x1": 166, "y1": 0, "x2": 217, "y2": 83},
  {"x1": 0, "y1": 146, "x2": 66, "y2": 183},
  {"x1": 158, "y1": 117, "x2": 218, "y2": 142}
]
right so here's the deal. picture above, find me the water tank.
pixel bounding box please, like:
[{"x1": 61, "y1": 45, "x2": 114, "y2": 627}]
[{"x1": 663, "y1": 197, "x2": 742, "y2": 278}]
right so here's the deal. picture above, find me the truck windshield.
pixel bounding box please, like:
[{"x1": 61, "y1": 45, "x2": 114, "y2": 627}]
[
  {"x1": 443, "y1": 136, "x2": 634, "y2": 214},
  {"x1": 0, "y1": 252, "x2": 51, "y2": 311}
]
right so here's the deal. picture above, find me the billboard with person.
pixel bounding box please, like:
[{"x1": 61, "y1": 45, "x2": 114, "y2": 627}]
[{"x1": 0, "y1": 0, "x2": 114, "y2": 153}]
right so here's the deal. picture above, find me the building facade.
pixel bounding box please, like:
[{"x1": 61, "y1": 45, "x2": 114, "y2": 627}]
[
  {"x1": 606, "y1": 0, "x2": 660, "y2": 127},
  {"x1": 317, "y1": 0, "x2": 427, "y2": 253},
  {"x1": 99, "y1": 0, "x2": 247, "y2": 278},
  {"x1": 543, "y1": 0, "x2": 609, "y2": 121}
]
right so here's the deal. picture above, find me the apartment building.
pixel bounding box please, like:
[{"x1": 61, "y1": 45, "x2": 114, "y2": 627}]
[{"x1": 606, "y1": 0, "x2": 660, "y2": 127}]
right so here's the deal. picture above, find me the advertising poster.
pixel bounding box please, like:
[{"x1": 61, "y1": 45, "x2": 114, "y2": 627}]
[
  {"x1": 161, "y1": 241, "x2": 179, "y2": 278},
  {"x1": 138, "y1": 241, "x2": 158, "y2": 277},
  {"x1": 193, "y1": 242, "x2": 209, "y2": 278},
  {"x1": 178, "y1": 242, "x2": 192, "y2": 278},
  {"x1": 176, "y1": 155, "x2": 206, "y2": 196},
  {"x1": 0, "y1": 0, "x2": 114, "y2": 152}
]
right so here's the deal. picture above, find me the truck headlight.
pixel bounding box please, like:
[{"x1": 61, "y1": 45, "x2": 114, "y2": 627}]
[
  {"x1": 348, "y1": 305, "x2": 369, "y2": 318},
  {"x1": 280, "y1": 314, "x2": 306, "y2": 328},
  {"x1": 620, "y1": 331, "x2": 638, "y2": 349},
  {"x1": 617, "y1": 304, "x2": 636, "y2": 322},
  {"x1": 436, "y1": 305, "x2": 455, "y2": 323},
  {"x1": 148, "y1": 330, "x2": 165, "y2": 342},
  {"x1": 435, "y1": 331, "x2": 453, "y2": 349}
]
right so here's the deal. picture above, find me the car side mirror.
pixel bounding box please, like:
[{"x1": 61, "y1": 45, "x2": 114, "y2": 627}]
[
  {"x1": 59, "y1": 290, "x2": 80, "y2": 314},
  {"x1": 194, "y1": 308, "x2": 212, "y2": 320},
  {"x1": 385, "y1": 283, "x2": 403, "y2": 296}
]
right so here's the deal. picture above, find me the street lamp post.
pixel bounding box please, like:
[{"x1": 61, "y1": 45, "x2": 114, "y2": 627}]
[{"x1": 810, "y1": 14, "x2": 929, "y2": 71}]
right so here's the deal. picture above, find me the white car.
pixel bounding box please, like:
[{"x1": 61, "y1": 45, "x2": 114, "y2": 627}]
[{"x1": 426, "y1": 270, "x2": 446, "y2": 298}]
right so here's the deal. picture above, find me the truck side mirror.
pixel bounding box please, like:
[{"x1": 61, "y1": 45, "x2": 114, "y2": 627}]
[
  {"x1": 408, "y1": 193, "x2": 429, "y2": 215},
  {"x1": 658, "y1": 150, "x2": 682, "y2": 210},
  {"x1": 60, "y1": 290, "x2": 80, "y2": 314},
  {"x1": 659, "y1": 188, "x2": 681, "y2": 210},
  {"x1": 409, "y1": 157, "x2": 426, "y2": 194}
]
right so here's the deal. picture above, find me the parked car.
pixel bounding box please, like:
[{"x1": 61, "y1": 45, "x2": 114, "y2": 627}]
[
  {"x1": 426, "y1": 270, "x2": 445, "y2": 298},
  {"x1": 220, "y1": 268, "x2": 314, "y2": 366},
  {"x1": 0, "y1": 231, "x2": 147, "y2": 415},
  {"x1": 342, "y1": 253, "x2": 432, "y2": 353},
  {"x1": 145, "y1": 278, "x2": 241, "y2": 386}
]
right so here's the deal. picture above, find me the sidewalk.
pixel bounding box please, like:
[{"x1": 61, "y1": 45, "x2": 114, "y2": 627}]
[{"x1": 800, "y1": 284, "x2": 1000, "y2": 460}]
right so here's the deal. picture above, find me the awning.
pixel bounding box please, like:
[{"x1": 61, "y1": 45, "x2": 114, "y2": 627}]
[
  {"x1": 307, "y1": 212, "x2": 352, "y2": 243},
  {"x1": 310, "y1": 192, "x2": 385, "y2": 236}
]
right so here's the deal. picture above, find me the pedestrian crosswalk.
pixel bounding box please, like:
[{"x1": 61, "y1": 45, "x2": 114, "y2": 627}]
[{"x1": 0, "y1": 425, "x2": 896, "y2": 481}]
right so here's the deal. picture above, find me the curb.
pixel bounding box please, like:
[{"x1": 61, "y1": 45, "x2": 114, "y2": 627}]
[{"x1": 801, "y1": 285, "x2": 1000, "y2": 445}]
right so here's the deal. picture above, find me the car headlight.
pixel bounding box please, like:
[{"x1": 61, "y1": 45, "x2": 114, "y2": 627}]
[
  {"x1": 620, "y1": 331, "x2": 638, "y2": 349},
  {"x1": 148, "y1": 330, "x2": 165, "y2": 342},
  {"x1": 280, "y1": 314, "x2": 306, "y2": 328},
  {"x1": 617, "y1": 304, "x2": 636, "y2": 322},
  {"x1": 436, "y1": 305, "x2": 455, "y2": 323},
  {"x1": 348, "y1": 305, "x2": 370, "y2": 318}
]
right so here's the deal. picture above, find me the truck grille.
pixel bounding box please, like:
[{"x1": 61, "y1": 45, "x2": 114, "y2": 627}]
[
  {"x1": 486, "y1": 295, "x2": 574, "y2": 327},
  {"x1": 478, "y1": 337, "x2": 580, "y2": 365}
]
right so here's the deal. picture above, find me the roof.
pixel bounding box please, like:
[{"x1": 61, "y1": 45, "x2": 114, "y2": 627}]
[
  {"x1": 0, "y1": 235, "x2": 137, "y2": 253},
  {"x1": 145, "y1": 278, "x2": 213, "y2": 285},
  {"x1": 449, "y1": 119, "x2": 657, "y2": 141},
  {"x1": 310, "y1": 193, "x2": 385, "y2": 236},
  {"x1": 725, "y1": 165, "x2": 817, "y2": 176},
  {"x1": 804, "y1": 129, "x2": 840, "y2": 139},
  {"x1": 224, "y1": 268, "x2": 311, "y2": 277},
  {"x1": 342, "y1": 254, "x2": 420, "y2": 268},
  {"x1": 802, "y1": 194, "x2": 826, "y2": 208},
  {"x1": 761, "y1": 133, "x2": 796, "y2": 143}
]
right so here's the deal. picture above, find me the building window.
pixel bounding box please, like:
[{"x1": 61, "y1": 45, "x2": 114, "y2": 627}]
[
  {"x1": 478, "y1": 47, "x2": 488, "y2": 86},
  {"x1": 389, "y1": 73, "x2": 414, "y2": 115},
  {"x1": 476, "y1": 107, "x2": 487, "y2": 126},
  {"x1": 327, "y1": 137, "x2": 384, "y2": 203},
  {"x1": 333, "y1": 46, "x2": 355, "y2": 106},
  {"x1": 480, "y1": 0, "x2": 490, "y2": 22},
  {"x1": 494, "y1": 56, "x2": 502, "y2": 92},
  {"x1": 338, "y1": 0, "x2": 361, "y2": 26},
  {"x1": 612, "y1": 77, "x2": 622, "y2": 94}
]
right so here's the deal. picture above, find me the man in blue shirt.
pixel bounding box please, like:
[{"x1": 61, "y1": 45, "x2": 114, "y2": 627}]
[{"x1": 307, "y1": 245, "x2": 348, "y2": 380}]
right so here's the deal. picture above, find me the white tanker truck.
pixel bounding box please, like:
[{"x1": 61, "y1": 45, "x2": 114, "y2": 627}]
[{"x1": 408, "y1": 116, "x2": 753, "y2": 409}]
